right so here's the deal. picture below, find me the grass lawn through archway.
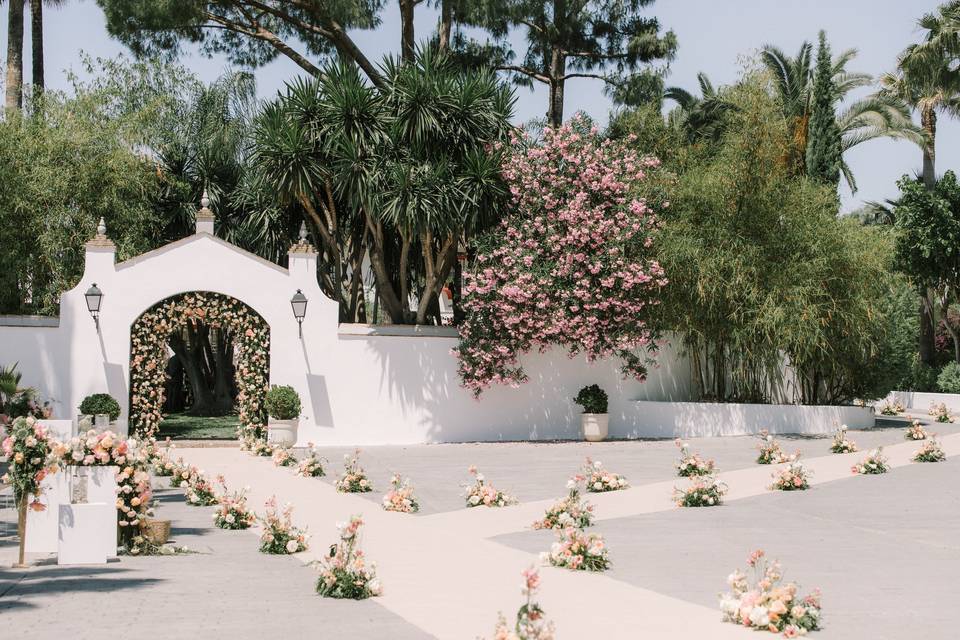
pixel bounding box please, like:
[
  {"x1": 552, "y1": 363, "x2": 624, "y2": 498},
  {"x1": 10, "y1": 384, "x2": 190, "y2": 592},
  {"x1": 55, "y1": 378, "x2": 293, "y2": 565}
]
[{"x1": 156, "y1": 413, "x2": 239, "y2": 440}]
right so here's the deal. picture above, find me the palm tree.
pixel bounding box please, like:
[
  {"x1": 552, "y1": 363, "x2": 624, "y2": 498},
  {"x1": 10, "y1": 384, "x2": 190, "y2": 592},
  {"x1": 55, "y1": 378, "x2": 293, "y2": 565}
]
[
  {"x1": 761, "y1": 37, "x2": 922, "y2": 192},
  {"x1": 30, "y1": 0, "x2": 67, "y2": 92},
  {"x1": 5, "y1": 0, "x2": 25, "y2": 111},
  {"x1": 879, "y1": 2, "x2": 960, "y2": 189},
  {"x1": 664, "y1": 72, "x2": 736, "y2": 142}
]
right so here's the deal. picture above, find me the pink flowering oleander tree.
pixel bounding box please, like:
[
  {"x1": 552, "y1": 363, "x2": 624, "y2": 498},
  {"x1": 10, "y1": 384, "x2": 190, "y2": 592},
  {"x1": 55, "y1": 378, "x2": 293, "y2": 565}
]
[{"x1": 454, "y1": 115, "x2": 668, "y2": 396}]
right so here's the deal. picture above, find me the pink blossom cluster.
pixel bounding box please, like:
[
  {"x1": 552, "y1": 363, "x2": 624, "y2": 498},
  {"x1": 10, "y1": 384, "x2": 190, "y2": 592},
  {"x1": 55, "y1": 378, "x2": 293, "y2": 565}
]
[
  {"x1": 455, "y1": 116, "x2": 668, "y2": 395},
  {"x1": 487, "y1": 567, "x2": 555, "y2": 640}
]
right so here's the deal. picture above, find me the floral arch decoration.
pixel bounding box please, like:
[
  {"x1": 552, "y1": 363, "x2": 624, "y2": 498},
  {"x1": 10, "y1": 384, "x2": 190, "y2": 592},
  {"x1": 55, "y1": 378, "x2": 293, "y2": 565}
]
[{"x1": 129, "y1": 291, "x2": 270, "y2": 442}]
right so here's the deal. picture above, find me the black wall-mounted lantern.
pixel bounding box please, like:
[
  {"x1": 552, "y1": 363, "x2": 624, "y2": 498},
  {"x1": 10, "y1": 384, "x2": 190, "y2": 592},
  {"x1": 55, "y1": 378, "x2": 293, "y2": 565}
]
[
  {"x1": 85, "y1": 283, "x2": 103, "y2": 330},
  {"x1": 290, "y1": 289, "x2": 308, "y2": 338}
]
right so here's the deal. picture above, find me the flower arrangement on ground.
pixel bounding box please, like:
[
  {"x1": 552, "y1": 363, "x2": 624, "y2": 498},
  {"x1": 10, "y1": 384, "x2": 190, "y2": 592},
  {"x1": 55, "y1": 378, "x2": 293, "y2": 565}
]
[
  {"x1": 674, "y1": 476, "x2": 728, "y2": 507},
  {"x1": 381, "y1": 473, "x2": 420, "y2": 513},
  {"x1": 120, "y1": 534, "x2": 192, "y2": 556},
  {"x1": 929, "y1": 402, "x2": 954, "y2": 423},
  {"x1": 581, "y1": 457, "x2": 629, "y2": 492},
  {"x1": 151, "y1": 451, "x2": 176, "y2": 476},
  {"x1": 532, "y1": 474, "x2": 594, "y2": 530},
  {"x1": 251, "y1": 439, "x2": 274, "y2": 457},
  {"x1": 913, "y1": 437, "x2": 946, "y2": 463},
  {"x1": 541, "y1": 526, "x2": 610, "y2": 572},
  {"x1": 213, "y1": 476, "x2": 256, "y2": 529},
  {"x1": 169, "y1": 461, "x2": 198, "y2": 488},
  {"x1": 1, "y1": 416, "x2": 58, "y2": 566},
  {"x1": 755, "y1": 430, "x2": 788, "y2": 465},
  {"x1": 185, "y1": 473, "x2": 218, "y2": 506},
  {"x1": 272, "y1": 447, "x2": 297, "y2": 468},
  {"x1": 719, "y1": 549, "x2": 821, "y2": 636},
  {"x1": 675, "y1": 439, "x2": 716, "y2": 477},
  {"x1": 315, "y1": 515, "x2": 382, "y2": 599},
  {"x1": 851, "y1": 448, "x2": 889, "y2": 475},
  {"x1": 878, "y1": 399, "x2": 904, "y2": 416},
  {"x1": 770, "y1": 457, "x2": 811, "y2": 491},
  {"x1": 336, "y1": 449, "x2": 373, "y2": 493},
  {"x1": 486, "y1": 567, "x2": 555, "y2": 640},
  {"x1": 465, "y1": 465, "x2": 518, "y2": 507},
  {"x1": 904, "y1": 420, "x2": 928, "y2": 441},
  {"x1": 259, "y1": 496, "x2": 308, "y2": 554},
  {"x1": 295, "y1": 443, "x2": 326, "y2": 477},
  {"x1": 829, "y1": 425, "x2": 857, "y2": 454}
]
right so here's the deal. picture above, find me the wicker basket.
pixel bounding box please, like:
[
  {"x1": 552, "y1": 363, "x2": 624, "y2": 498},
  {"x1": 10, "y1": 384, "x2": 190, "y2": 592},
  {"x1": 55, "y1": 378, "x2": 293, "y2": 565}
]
[{"x1": 141, "y1": 519, "x2": 171, "y2": 545}]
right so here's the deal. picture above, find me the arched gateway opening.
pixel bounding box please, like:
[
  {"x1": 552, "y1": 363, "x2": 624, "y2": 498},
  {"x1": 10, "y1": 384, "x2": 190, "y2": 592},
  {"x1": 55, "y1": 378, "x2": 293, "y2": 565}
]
[{"x1": 129, "y1": 291, "x2": 270, "y2": 441}]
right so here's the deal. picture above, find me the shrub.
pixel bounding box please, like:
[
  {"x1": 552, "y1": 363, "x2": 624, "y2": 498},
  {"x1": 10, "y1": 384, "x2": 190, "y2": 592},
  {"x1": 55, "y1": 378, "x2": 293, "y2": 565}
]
[
  {"x1": 265, "y1": 385, "x2": 301, "y2": 420},
  {"x1": 573, "y1": 385, "x2": 608, "y2": 414},
  {"x1": 79, "y1": 393, "x2": 121, "y2": 421},
  {"x1": 899, "y1": 357, "x2": 939, "y2": 392},
  {"x1": 936, "y1": 361, "x2": 960, "y2": 394}
]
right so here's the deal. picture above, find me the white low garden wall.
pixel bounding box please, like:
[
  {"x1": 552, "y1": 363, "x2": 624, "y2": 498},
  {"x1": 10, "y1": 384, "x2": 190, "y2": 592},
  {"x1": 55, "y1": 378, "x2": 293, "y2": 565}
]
[
  {"x1": 888, "y1": 391, "x2": 960, "y2": 413},
  {"x1": 624, "y1": 401, "x2": 876, "y2": 439}
]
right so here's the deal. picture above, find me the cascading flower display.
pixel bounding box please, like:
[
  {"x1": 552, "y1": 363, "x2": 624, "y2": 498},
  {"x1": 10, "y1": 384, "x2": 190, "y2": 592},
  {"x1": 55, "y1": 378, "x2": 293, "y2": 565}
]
[
  {"x1": 719, "y1": 550, "x2": 822, "y2": 636},
  {"x1": 904, "y1": 420, "x2": 928, "y2": 441},
  {"x1": 581, "y1": 457, "x2": 629, "y2": 492},
  {"x1": 829, "y1": 424, "x2": 857, "y2": 454},
  {"x1": 454, "y1": 116, "x2": 668, "y2": 396},
  {"x1": 674, "y1": 476, "x2": 728, "y2": 507},
  {"x1": 381, "y1": 473, "x2": 420, "y2": 513},
  {"x1": 755, "y1": 430, "x2": 788, "y2": 465},
  {"x1": 913, "y1": 436, "x2": 946, "y2": 463},
  {"x1": 213, "y1": 476, "x2": 256, "y2": 529},
  {"x1": 465, "y1": 465, "x2": 517, "y2": 507},
  {"x1": 675, "y1": 439, "x2": 716, "y2": 477},
  {"x1": 532, "y1": 474, "x2": 594, "y2": 530},
  {"x1": 129, "y1": 292, "x2": 269, "y2": 442},
  {"x1": 851, "y1": 448, "x2": 890, "y2": 475},
  {"x1": 2, "y1": 418, "x2": 58, "y2": 543},
  {"x1": 336, "y1": 449, "x2": 373, "y2": 493},
  {"x1": 486, "y1": 567, "x2": 556, "y2": 640},
  {"x1": 542, "y1": 526, "x2": 611, "y2": 572},
  {"x1": 315, "y1": 515, "x2": 382, "y2": 599},
  {"x1": 295, "y1": 443, "x2": 326, "y2": 477},
  {"x1": 259, "y1": 496, "x2": 308, "y2": 554}
]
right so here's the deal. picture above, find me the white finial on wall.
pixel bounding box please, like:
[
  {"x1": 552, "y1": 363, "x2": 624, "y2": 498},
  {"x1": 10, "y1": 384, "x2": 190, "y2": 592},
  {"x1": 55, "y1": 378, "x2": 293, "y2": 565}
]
[
  {"x1": 201, "y1": 189, "x2": 210, "y2": 210},
  {"x1": 299, "y1": 221, "x2": 308, "y2": 243},
  {"x1": 196, "y1": 188, "x2": 215, "y2": 234},
  {"x1": 97, "y1": 217, "x2": 106, "y2": 236}
]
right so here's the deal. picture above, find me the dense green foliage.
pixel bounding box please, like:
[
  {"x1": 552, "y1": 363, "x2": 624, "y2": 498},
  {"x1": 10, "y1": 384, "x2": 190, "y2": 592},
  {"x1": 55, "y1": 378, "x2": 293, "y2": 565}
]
[
  {"x1": 806, "y1": 31, "x2": 842, "y2": 187},
  {"x1": 79, "y1": 393, "x2": 122, "y2": 420},
  {"x1": 936, "y1": 361, "x2": 960, "y2": 393},
  {"x1": 573, "y1": 385, "x2": 609, "y2": 414},
  {"x1": 265, "y1": 385, "x2": 302, "y2": 420}
]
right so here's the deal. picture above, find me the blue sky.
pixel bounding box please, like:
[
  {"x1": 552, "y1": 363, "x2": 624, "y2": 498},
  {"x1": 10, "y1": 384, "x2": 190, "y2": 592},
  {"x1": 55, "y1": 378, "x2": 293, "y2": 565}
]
[{"x1": 2, "y1": 0, "x2": 956, "y2": 212}]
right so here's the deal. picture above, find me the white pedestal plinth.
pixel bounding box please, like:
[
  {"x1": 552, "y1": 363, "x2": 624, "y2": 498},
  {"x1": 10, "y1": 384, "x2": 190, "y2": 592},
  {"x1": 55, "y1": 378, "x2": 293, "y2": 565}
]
[
  {"x1": 58, "y1": 503, "x2": 114, "y2": 565},
  {"x1": 25, "y1": 473, "x2": 70, "y2": 553},
  {"x1": 87, "y1": 467, "x2": 118, "y2": 558}
]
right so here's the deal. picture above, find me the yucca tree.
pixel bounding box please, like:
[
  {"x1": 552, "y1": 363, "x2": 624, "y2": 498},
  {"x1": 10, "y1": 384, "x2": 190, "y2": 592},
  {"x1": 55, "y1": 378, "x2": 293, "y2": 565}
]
[
  {"x1": 663, "y1": 72, "x2": 736, "y2": 142},
  {"x1": 253, "y1": 46, "x2": 515, "y2": 324},
  {"x1": 761, "y1": 36, "x2": 922, "y2": 192}
]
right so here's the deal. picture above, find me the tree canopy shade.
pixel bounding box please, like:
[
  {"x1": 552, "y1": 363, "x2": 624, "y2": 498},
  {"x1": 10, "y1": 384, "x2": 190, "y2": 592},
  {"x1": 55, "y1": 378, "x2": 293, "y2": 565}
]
[
  {"x1": 449, "y1": 0, "x2": 676, "y2": 126},
  {"x1": 95, "y1": 0, "x2": 388, "y2": 87},
  {"x1": 252, "y1": 47, "x2": 515, "y2": 324},
  {"x1": 894, "y1": 171, "x2": 960, "y2": 363}
]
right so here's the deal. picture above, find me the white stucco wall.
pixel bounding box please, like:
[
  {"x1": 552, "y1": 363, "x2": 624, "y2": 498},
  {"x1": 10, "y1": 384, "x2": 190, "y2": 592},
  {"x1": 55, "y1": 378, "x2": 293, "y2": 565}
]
[
  {"x1": 4, "y1": 223, "x2": 877, "y2": 443},
  {"x1": 0, "y1": 227, "x2": 695, "y2": 444}
]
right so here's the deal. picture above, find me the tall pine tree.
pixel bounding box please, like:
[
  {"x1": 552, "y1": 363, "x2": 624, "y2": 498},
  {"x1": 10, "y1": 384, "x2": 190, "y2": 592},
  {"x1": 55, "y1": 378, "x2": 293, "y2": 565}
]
[{"x1": 805, "y1": 30, "x2": 842, "y2": 189}]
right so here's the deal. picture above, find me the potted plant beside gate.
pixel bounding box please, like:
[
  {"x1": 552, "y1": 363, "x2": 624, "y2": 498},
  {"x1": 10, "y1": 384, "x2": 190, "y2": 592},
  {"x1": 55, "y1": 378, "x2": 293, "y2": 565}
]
[
  {"x1": 79, "y1": 393, "x2": 121, "y2": 429},
  {"x1": 574, "y1": 384, "x2": 609, "y2": 442},
  {"x1": 266, "y1": 385, "x2": 301, "y2": 447}
]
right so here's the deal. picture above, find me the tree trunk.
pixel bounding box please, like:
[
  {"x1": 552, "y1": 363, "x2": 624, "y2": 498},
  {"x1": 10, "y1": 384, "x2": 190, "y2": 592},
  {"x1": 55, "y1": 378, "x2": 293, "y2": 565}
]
[
  {"x1": 921, "y1": 106, "x2": 936, "y2": 190},
  {"x1": 5, "y1": 0, "x2": 25, "y2": 111},
  {"x1": 920, "y1": 293, "x2": 936, "y2": 366},
  {"x1": 438, "y1": 0, "x2": 452, "y2": 53},
  {"x1": 415, "y1": 232, "x2": 458, "y2": 324},
  {"x1": 547, "y1": 47, "x2": 566, "y2": 128},
  {"x1": 211, "y1": 330, "x2": 235, "y2": 411},
  {"x1": 452, "y1": 252, "x2": 464, "y2": 324},
  {"x1": 399, "y1": 0, "x2": 416, "y2": 63},
  {"x1": 30, "y1": 0, "x2": 42, "y2": 91},
  {"x1": 169, "y1": 329, "x2": 218, "y2": 416}
]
